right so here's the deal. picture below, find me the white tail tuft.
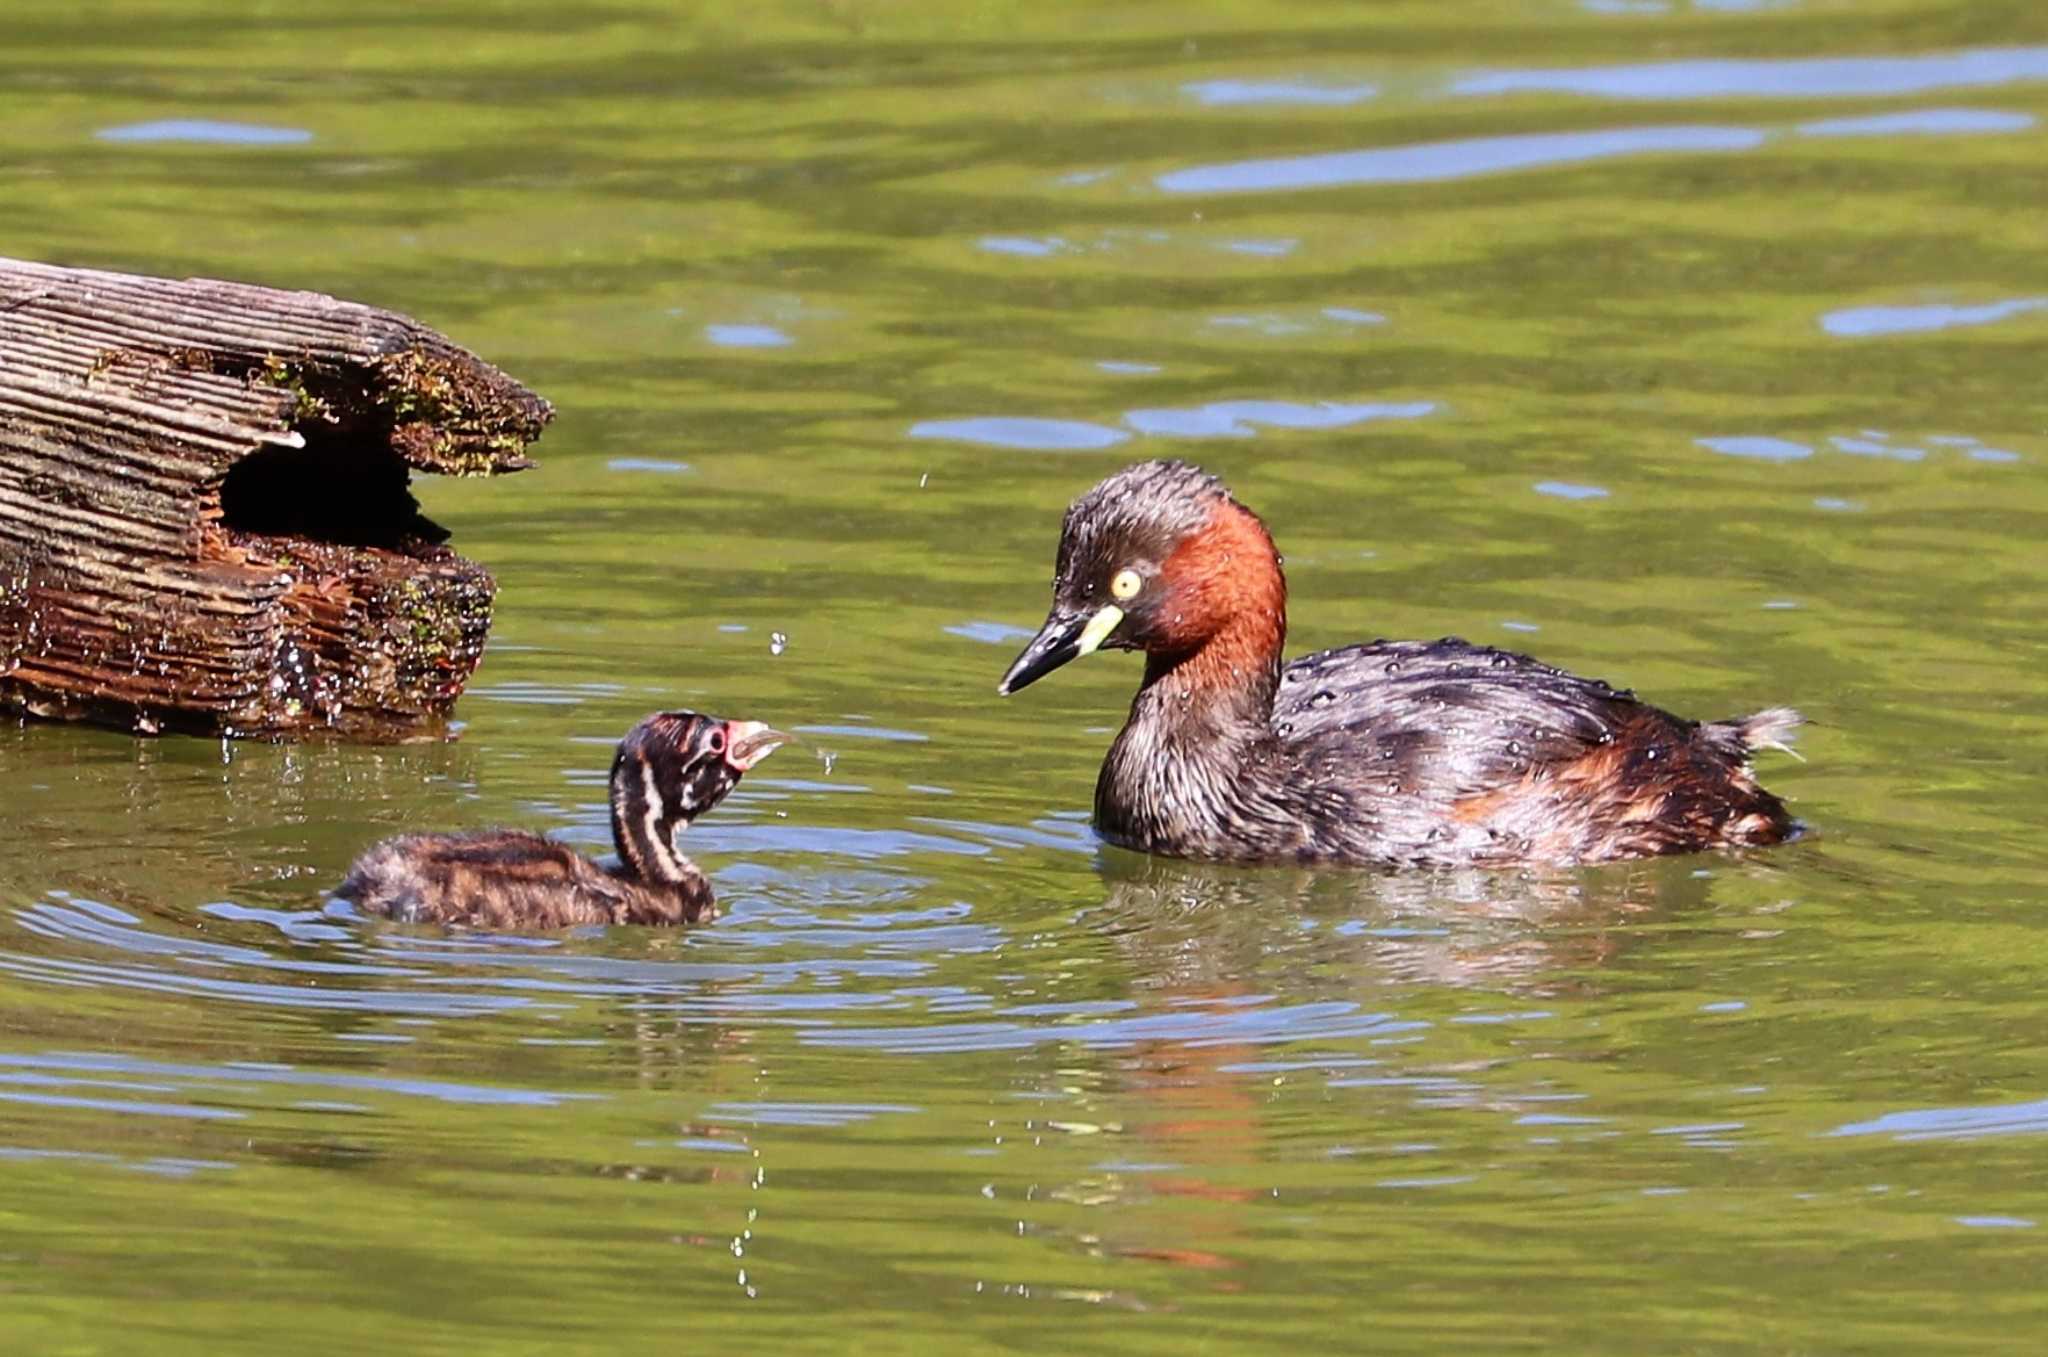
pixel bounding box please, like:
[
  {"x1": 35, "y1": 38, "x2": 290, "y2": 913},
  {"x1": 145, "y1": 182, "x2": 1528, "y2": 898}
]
[{"x1": 1734, "y1": 707, "x2": 1805, "y2": 762}]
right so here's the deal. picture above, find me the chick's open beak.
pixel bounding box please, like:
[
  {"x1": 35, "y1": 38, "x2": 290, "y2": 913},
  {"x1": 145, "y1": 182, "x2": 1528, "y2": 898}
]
[
  {"x1": 997, "y1": 604, "x2": 1123, "y2": 695},
  {"x1": 723, "y1": 720, "x2": 789, "y2": 771}
]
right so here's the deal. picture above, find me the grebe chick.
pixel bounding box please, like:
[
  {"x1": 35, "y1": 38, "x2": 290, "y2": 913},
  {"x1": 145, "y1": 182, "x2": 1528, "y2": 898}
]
[
  {"x1": 999, "y1": 460, "x2": 1803, "y2": 868},
  {"x1": 335, "y1": 711, "x2": 785, "y2": 928}
]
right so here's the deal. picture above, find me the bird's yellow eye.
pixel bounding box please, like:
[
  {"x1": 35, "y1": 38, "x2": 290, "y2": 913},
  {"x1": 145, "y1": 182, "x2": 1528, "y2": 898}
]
[{"x1": 1110, "y1": 568, "x2": 1142, "y2": 601}]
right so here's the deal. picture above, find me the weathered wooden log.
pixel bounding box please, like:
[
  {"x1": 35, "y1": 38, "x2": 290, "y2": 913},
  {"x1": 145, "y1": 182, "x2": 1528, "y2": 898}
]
[{"x1": 0, "y1": 257, "x2": 550, "y2": 740}]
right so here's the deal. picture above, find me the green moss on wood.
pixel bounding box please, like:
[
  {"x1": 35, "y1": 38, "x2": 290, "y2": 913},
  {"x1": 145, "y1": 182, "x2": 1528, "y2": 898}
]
[{"x1": 254, "y1": 355, "x2": 336, "y2": 423}]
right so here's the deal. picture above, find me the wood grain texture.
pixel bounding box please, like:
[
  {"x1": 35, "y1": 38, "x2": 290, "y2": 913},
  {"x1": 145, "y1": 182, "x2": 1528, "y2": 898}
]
[{"x1": 0, "y1": 257, "x2": 551, "y2": 740}]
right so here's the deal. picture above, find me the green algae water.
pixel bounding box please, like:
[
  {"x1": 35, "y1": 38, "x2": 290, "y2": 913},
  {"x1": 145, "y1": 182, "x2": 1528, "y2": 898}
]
[{"x1": 6, "y1": 0, "x2": 2048, "y2": 1350}]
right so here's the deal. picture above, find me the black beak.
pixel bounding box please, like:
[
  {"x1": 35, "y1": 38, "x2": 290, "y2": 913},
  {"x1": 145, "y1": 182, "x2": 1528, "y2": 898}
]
[{"x1": 998, "y1": 608, "x2": 1090, "y2": 695}]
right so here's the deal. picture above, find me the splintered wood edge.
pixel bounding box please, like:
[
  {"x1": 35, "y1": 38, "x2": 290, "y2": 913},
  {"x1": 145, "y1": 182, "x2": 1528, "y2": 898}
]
[{"x1": 0, "y1": 256, "x2": 553, "y2": 479}]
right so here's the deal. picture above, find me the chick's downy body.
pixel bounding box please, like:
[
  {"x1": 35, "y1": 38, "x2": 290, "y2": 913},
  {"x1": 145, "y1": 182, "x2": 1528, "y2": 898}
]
[{"x1": 336, "y1": 711, "x2": 784, "y2": 927}]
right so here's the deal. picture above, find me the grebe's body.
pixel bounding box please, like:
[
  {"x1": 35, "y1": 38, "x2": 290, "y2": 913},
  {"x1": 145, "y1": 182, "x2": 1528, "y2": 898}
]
[
  {"x1": 337, "y1": 711, "x2": 783, "y2": 927},
  {"x1": 1001, "y1": 460, "x2": 1800, "y2": 867}
]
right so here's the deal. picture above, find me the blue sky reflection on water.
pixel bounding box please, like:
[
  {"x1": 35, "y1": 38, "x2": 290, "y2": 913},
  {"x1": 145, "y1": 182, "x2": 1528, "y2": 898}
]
[
  {"x1": 95, "y1": 119, "x2": 313, "y2": 145},
  {"x1": 1157, "y1": 125, "x2": 1767, "y2": 194},
  {"x1": 1451, "y1": 46, "x2": 2048, "y2": 100},
  {"x1": 1821, "y1": 297, "x2": 2048, "y2": 336}
]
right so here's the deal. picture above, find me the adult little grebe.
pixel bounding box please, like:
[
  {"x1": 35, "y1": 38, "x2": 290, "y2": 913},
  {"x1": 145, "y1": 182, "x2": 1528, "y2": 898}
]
[
  {"x1": 999, "y1": 460, "x2": 1802, "y2": 867},
  {"x1": 335, "y1": 711, "x2": 785, "y2": 927}
]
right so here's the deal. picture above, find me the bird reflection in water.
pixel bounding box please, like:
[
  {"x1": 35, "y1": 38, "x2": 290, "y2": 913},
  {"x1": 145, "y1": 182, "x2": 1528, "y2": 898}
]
[{"x1": 1023, "y1": 850, "x2": 1778, "y2": 1284}]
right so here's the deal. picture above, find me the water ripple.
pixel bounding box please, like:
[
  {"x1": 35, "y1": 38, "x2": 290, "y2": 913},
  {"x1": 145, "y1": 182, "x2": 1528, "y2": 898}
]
[
  {"x1": 1157, "y1": 126, "x2": 1764, "y2": 194},
  {"x1": 978, "y1": 236, "x2": 1071, "y2": 257},
  {"x1": 911, "y1": 816, "x2": 1098, "y2": 855},
  {"x1": 1833, "y1": 1097, "x2": 2048, "y2": 1142},
  {"x1": 704, "y1": 1101, "x2": 919, "y2": 1128},
  {"x1": 798, "y1": 1001, "x2": 1426, "y2": 1054},
  {"x1": 909, "y1": 417, "x2": 1128, "y2": 451},
  {"x1": 1452, "y1": 47, "x2": 2048, "y2": 101},
  {"x1": 705, "y1": 324, "x2": 792, "y2": 348},
  {"x1": 946, "y1": 621, "x2": 1036, "y2": 646},
  {"x1": 1698, "y1": 435, "x2": 1813, "y2": 462},
  {"x1": 1183, "y1": 79, "x2": 1378, "y2": 107},
  {"x1": 96, "y1": 119, "x2": 313, "y2": 145},
  {"x1": 467, "y1": 680, "x2": 627, "y2": 707},
  {"x1": 0, "y1": 1146, "x2": 233, "y2": 1177},
  {"x1": 0, "y1": 1088, "x2": 243, "y2": 1121},
  {"x1": 19, "y1": 897, "x2": 414, "y2": 975},
  {"x1": 0, "y1": 1051, "x2": 590, "y2": 1107},
  {"x1": 793, "y1": 723, "x2": 928, "y2": 744},
  {"x1": 1820, "y1": 297, "x2": 2048, "y2": 337},
  {"x1": 606, "y1": 458, "x2": 692, "y2": 474},
  {"x1": 1123, "y1": 399, "x2": 1435, "y2": 439},
  {"x1": 1533, "y1": 481, "x2": 1609, "y2": 500},
  {"x1": 1798, "y1": 108, "x2": 2036, "y2": 138},
  {"x1": 1831, "y1": 434, "x2": 1922, "y2": 461},
  {"x1": 708, "y1": 922, "x2": 1004, "y2": 954},
  {"x1": 0, "y1": 947, "x2": 532, "y2": 1015}
]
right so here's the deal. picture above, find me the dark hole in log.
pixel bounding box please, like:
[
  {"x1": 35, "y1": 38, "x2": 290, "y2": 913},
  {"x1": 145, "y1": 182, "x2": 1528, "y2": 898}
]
[{"x1": 219, "y1": 436, "x2": 451, "y2": 552}]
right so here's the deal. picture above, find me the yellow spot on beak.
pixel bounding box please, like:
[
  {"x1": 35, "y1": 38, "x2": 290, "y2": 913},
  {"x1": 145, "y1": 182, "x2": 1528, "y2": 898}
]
[{"x1": 1076, "y1": 604, "x2": 1124, "y2": 657}]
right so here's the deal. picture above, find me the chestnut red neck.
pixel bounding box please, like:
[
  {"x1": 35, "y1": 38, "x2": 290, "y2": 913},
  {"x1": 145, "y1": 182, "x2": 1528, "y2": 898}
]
[{"x1": 1142, "y1": 496, "x2": 1288, "y2": 717}]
